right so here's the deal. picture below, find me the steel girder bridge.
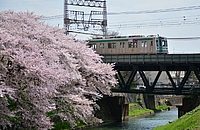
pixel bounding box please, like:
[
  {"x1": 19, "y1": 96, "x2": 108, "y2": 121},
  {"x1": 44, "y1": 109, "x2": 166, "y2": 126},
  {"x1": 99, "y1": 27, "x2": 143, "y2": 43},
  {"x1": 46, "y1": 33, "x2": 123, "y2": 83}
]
[{"x1": 102, "y1": 54, "x2": 200, "y2": 95}]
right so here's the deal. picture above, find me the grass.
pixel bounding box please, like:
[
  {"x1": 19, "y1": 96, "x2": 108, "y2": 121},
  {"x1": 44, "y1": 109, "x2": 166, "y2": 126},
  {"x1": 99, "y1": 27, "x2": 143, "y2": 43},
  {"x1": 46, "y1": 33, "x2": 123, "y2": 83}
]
[
  {"x1": 153, "y1": 105, "x2": 200, "y2": 130},
  {"x1": 156, "y1": 105, "x2": 169, "y2": 111},
  {"x1": 129, "y1": 109, "x2": 154, "y2": 116},
  {"x1": 129, "y1": 102, "x2": 154, "y2": 117}
]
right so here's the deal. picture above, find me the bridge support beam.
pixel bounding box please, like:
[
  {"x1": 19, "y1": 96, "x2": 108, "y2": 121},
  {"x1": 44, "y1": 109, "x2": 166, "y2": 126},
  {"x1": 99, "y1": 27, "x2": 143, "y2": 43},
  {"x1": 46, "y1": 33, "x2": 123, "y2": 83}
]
[
  {"x1": 113, "y1": 62, "x2": 200, "y2": 95},
  {"x1": 177, "y1": 96, "x2": 200, "y2": 118},
  {"x1": 143, "y1": 94, "x2": 156, "y2": 109},
  {"x1": 96, "y1": 96, "x2": 128, "y2": 122}
]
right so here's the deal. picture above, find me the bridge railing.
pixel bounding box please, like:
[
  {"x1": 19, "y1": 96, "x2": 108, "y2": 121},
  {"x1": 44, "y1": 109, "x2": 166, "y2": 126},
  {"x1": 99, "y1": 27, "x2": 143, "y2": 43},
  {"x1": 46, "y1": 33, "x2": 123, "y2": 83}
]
[{"x1": 102, "y1": 54, "x2": 200, "y2": 64}]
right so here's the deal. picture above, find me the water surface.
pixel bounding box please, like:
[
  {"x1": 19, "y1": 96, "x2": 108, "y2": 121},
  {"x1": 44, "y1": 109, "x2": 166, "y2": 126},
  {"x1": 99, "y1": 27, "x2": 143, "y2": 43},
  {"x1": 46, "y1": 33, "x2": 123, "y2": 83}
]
[{"x1": 87, "y1": 108, "x2": 178, "y2": 130}]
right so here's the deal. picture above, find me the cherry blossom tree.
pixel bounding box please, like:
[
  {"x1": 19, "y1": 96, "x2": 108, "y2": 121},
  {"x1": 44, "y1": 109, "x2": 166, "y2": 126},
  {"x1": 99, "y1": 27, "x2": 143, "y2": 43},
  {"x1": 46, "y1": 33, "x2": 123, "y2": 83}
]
[{"x1": 0, "y1": 10, "x2": 116, "y2": 129}]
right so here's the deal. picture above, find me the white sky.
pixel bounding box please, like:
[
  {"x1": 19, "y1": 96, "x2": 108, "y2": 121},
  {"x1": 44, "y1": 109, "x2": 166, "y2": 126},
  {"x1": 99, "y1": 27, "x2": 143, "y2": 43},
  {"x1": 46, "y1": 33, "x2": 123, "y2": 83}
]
[{"x1": 0, "y1": 0, "x2": 200, "y2": 53}]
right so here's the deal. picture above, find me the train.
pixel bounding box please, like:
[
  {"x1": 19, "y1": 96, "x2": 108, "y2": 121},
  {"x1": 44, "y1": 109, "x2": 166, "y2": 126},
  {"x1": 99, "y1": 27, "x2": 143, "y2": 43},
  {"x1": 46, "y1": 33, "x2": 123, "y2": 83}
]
[{"x1": 87, "y1": 35, "x2": 168, "y2": 55}]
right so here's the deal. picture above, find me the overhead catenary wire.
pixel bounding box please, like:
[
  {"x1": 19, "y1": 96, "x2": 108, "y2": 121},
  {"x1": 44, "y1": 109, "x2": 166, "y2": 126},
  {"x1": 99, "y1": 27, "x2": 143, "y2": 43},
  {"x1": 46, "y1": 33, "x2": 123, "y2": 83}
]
[
  {"x1": 41, "y1": 6, "x2": 200, "y2": 30},
  {"x1": 108, "y1": 15, "x2": 200, "y2": 25},
  {"x1": 42, "y1": 5, "x2": 200, "y2": 20},
  {"x1": 42, "y1": 14, "x2": 200, "y2": 30},
  {"x1": 107, "y1": 19, "x2": 200, "y2": 30},
  {"x1": 40, "y1": 4, "x2": 200, "y2": 37}
]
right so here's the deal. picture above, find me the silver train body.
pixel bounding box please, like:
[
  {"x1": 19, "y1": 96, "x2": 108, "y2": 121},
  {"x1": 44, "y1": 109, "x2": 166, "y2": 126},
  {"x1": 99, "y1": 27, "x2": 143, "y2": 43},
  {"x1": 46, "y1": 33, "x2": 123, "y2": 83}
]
[{"x1": 88, "y1": 35, "x2": 168, "y2": 55}]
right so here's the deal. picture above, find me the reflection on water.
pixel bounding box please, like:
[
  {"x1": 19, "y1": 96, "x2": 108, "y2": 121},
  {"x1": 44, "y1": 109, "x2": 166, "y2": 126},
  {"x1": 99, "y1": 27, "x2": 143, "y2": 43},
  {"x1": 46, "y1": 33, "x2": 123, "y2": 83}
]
[{"x1": 87, "y1": 108, "x2": 178, "y2": 130}]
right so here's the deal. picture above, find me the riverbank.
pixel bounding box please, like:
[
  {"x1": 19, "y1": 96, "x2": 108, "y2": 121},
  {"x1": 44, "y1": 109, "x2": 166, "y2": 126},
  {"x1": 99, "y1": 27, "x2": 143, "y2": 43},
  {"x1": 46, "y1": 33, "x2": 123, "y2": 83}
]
[
  {"x1": 86, "y1": 107, "x2": 178, "y2": 130},
  {"x1": 85, "y1": 102, "x2": 171, "y2": 130},
  {"x1": 128, "y1": 102, "x2": 154, "y2": 119},
  {"x1": 84, "y1": 93, "x2": 178, "y2": 130},
  {"x1": 154, "y1": 104, "x2": 200, "y2": 130}
]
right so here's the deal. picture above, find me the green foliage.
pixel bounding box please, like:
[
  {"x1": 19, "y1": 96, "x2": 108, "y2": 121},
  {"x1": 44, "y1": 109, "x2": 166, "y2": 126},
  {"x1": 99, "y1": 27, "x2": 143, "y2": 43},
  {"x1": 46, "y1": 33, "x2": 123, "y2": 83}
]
[
  {"x1": 156, "y1": 105, "x2": 169, "y2": 111},
  {"x1": 52, "y1": 121, "x2": 71, "y2": 130},
  {"x1": 46, "y1": 111, "x2": 55, "y2": 117},
  {"x1": 75, "y1": 119, "x2": 86, "y2": 129},
  {"x1": 154, "y1": 105, "x2": 200, "y2": 130},
  {"x1": 4, "y1": 115, "x2": 20, "y2": 123},
  {"x1": 129, "y1": 102, "x2": 154, "y2": 117},
  {"x1": 129, "y1": 109, "x2": 153, "y2": 116},
  {"x1": 137, "y1": 94, "x2": 141, "y2": 103},
  {"x1": 47, "y1": 110, "x2": 86, "y2": 129},
  {"x1": 5, "y1": 95, "x2": 17, "y2": 111}
]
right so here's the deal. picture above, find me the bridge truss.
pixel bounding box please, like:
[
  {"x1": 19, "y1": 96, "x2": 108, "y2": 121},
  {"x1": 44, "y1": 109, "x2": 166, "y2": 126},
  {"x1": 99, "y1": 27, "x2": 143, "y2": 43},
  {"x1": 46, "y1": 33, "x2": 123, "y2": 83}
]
[{"x1": 103, "y1": 54, "x2": 200, "y2": 95}]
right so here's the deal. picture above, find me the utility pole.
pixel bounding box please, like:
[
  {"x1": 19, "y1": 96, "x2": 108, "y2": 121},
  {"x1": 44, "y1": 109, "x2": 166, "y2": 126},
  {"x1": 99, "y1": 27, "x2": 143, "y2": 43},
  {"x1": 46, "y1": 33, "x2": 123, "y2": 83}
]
[{"x1": 64, "y1": 0, "x2": 107, "y2": 37}]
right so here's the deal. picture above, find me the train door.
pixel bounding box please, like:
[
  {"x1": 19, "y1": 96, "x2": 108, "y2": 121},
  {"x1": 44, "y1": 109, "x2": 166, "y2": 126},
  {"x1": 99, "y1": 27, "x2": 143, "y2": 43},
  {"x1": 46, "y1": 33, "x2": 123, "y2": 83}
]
[
  {"x1": 99, "y1": 43, "x2": 105, "y2": 54},
  {"x1": 141, "y1": 41, "x2": 147, "y2": 53},
  {"x1": 120, "y1": 42, "x2": 125, "y2": 53},
  {"x1": 150, "y1": 41, "x2": 154, "y2": 53}
]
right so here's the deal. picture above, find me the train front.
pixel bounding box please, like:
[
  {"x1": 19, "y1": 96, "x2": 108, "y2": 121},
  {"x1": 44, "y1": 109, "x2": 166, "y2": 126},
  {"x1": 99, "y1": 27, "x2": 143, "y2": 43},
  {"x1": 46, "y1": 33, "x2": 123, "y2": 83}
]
[{"x1": 156, "y1": 36, "x2": 168, "y2": 54}]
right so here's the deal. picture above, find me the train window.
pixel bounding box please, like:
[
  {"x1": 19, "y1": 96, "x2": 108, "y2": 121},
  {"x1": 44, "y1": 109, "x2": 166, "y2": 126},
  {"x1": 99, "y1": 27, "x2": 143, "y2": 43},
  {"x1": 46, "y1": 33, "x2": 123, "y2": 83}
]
[
  {"x1": 162, "y1": 40, "x2": 168, "y2": 46},
  {"x1": 150, "y1": 41, "x2": 153, "y2": 46},
  {"x1": 162, "y1": 41, "x2": 165, "y2": 46},
  {"x1": 120, "y1": 42, "x2": 125, "y2": 48},
  {"x1": 91, "y1": 44, "x2": 96, "y2": 50},
  {"x1": 108, "y1": 43, "x2": 116, "y2": 48},
  {"x1": 133, "y1": 42, "x2": 137, "y2": 48},
  {"x1": 128, "y1": 42, "x2": 133, "y2": 48},
  {"x1": 112, "y1": 43, "x2": 116, "y2": 48},
  {"x1": 100, "y1": 43, "x2": 104, "y2": 48},
  {"x1": 108, "y1": 43, "x2": 112, "y2": 48},
  {"x1": 141, "y1": 41, "x2": 147, "y2": 47},
  {"x1": 141, "y1": 42, "x2": 144, "y2": 47}
]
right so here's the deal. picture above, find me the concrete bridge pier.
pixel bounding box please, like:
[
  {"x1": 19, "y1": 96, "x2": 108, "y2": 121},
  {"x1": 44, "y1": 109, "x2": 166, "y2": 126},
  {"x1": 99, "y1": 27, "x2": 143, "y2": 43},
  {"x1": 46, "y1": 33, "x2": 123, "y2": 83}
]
[
  {"x1": 96, "y1": 96, "x2": 129, "y2": 122},
  {"x1": 177, "y1": 96, "x2": 200, "y2": 118},
  {"x1": 104, "y1": 94, "x2": 157, "y2": 121},
  {"x1": 111, "y1": 96, "x2": 129, "y2": 121},
  {"x1": 143, "y1": 94, "x2": 156, "y2": 109}
]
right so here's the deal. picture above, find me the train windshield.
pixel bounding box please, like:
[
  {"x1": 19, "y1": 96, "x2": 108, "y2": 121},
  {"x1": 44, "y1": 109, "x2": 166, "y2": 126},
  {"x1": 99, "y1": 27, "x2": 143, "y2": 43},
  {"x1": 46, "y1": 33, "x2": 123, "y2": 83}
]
[{"x1": 156, "y1": 37, "x2": 168, "y2": 53}]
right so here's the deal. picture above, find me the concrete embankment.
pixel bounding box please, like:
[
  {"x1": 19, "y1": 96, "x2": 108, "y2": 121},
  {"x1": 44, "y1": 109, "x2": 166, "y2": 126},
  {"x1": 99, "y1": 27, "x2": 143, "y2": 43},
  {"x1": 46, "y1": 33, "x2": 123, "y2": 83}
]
[{"x1": 94, "y1": 94, "x2": 182, "y2": 124}]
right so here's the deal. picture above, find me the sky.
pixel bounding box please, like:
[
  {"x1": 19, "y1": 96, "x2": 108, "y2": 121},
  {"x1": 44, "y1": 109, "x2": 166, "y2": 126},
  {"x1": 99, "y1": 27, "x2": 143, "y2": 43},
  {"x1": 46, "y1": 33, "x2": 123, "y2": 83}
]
[{"x1": 0, "y1": 0, "x2": 200, "y2": 53}]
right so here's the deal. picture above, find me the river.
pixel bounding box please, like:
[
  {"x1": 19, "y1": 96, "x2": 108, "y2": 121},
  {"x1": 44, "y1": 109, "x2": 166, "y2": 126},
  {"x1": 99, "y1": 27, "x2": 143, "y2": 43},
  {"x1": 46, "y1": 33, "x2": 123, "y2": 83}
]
[{"x1": 87, "y1": 108, "x2": 178, "y2": 130}]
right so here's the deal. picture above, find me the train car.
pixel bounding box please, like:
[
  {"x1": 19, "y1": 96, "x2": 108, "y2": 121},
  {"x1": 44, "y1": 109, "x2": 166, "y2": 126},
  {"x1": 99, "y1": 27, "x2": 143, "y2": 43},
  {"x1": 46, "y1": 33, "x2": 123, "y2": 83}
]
[{"x1": 88, "y1": 35, "x2": 168, "y2": 55}]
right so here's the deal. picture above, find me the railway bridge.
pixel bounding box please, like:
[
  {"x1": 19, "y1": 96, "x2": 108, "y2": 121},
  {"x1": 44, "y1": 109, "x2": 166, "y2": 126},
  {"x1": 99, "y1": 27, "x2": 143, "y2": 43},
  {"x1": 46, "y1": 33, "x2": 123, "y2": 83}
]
[
  {"x1": 100, "y1": 54, "x2": 200, "y2": 119},
  {"x1": 102, "y1": 54, "x2": 200, "y2": 95}
]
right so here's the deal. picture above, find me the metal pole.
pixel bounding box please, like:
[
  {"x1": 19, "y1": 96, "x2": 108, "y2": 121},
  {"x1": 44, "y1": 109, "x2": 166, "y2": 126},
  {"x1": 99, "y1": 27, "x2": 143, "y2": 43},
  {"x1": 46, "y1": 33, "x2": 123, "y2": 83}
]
[
  {"x1": 103, "y1": 0, "x2": 107, "y2": 37},
  {"x1": 64, "y1": 0, "x2": 69, "y2": 35}
]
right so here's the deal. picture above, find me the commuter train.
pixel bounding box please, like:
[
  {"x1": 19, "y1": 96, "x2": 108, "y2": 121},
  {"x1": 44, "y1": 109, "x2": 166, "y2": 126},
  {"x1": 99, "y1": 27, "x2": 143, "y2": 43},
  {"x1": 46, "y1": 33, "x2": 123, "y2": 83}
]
[{"x1": 88, "y1": 35, "x2": 168, "y2": 55}]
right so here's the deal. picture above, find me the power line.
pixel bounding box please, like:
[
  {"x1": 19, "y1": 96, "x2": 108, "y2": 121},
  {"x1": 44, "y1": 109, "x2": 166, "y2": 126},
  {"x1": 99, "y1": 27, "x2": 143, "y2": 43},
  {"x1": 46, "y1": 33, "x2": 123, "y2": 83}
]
[
  {"x1": 108, "y1": 15, "x2": 199, "y2": 25},
  {"x1": 106, "y1": 14, "x2": 200, "y2": 30},
  {"x1": 42, "y1": 5, "x2": 200, "y2": 20},
  {"x1": 42, "y1": 14, "x2": 200, "y2": 29},
  {"x1": 108, "y1": 5, "x2": 200, "y2": 15},
  {"x1": 107, "y1": 20, "x2": 200, "y2": 30},
  {"x1": 40, "y1": 4, "x2": 200, "y2": 36}
]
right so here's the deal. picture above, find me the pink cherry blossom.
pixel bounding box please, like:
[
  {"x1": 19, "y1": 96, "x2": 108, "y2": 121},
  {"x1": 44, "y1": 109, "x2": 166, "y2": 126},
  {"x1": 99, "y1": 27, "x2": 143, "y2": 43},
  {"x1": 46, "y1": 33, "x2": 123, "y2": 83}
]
[{"x1": 0, "y1": 10, "x2": 116, "y2": 129}]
